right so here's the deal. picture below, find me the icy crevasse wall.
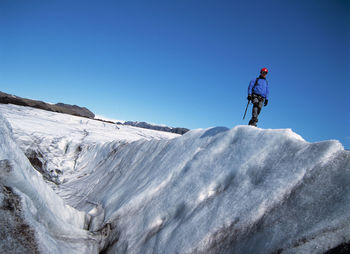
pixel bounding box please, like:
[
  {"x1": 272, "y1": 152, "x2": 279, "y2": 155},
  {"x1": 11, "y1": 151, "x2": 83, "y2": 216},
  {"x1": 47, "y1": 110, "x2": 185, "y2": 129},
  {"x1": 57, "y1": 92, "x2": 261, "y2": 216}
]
[
  {"x1": 59, "y1": 126, "x2": 350, "y2": 254},
  {"x1": 0, "y1": 114, "x2": 99, "y2": 253}
]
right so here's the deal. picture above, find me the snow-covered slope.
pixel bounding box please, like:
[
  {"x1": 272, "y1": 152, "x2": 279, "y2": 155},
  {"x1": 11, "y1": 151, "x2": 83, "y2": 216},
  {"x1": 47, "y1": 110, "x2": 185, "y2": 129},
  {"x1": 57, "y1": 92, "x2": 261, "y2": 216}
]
[
  {"x1": 0, "y1": 104, "x2": 178, "y2": 186},
  {"x1": 0, "y1": 104, "x2": 349, "y2": 254}
]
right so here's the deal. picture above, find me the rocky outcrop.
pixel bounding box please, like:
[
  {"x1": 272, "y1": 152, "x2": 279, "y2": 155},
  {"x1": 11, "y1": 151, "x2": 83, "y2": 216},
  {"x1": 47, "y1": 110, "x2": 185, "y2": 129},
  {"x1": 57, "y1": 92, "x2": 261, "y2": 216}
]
[
  {"x1": 0, "y1": 91, "x2": 95, "y2": 119},
  {"x1": 123, "y1": 121, "x2": 189, "y2": 135}
]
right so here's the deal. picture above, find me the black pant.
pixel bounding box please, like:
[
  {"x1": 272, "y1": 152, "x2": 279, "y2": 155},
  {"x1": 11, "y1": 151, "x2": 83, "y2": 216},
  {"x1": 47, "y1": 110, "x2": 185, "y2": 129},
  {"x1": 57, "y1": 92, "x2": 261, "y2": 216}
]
[{"x1": 249, "y1": 94, "x2": 265, "y2": 126}]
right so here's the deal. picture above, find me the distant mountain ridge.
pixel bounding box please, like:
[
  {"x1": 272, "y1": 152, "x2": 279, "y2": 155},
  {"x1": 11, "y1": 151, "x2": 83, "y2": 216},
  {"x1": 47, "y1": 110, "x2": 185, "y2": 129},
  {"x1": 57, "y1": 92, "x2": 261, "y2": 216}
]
[
  {"x1": 0, "y1": 91, "x2": 95, "y2": 119},
  {"x1": 0, "y1": 90, "x2": 189, "y2": 135}
]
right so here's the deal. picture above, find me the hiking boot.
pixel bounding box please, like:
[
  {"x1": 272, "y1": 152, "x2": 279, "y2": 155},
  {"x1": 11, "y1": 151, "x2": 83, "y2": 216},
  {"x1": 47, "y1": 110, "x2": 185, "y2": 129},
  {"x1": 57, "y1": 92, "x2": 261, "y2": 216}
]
[{"x1": 248, "y1": 117, "x2": 258, "y2": 127}]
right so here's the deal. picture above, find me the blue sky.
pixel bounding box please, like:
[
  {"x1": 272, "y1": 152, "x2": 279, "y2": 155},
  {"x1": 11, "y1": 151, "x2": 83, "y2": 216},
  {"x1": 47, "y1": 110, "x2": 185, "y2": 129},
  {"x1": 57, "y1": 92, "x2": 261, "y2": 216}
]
[{"x1": 0, "y1": 0, "x2": 349, "y2": 148}]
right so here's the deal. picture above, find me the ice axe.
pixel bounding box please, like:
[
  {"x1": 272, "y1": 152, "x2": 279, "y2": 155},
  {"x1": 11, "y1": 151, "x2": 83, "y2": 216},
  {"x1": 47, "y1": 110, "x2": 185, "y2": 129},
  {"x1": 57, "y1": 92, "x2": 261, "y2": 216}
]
[{"x1": 243, "y1": 100, "x2": 250, "y2": 120}]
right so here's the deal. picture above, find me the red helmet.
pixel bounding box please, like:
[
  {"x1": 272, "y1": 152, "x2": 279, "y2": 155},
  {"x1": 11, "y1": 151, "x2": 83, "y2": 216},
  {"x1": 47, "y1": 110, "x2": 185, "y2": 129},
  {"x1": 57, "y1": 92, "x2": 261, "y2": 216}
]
[{"x1": 260, "y1": 67, "x2": 268, "y2": 74}]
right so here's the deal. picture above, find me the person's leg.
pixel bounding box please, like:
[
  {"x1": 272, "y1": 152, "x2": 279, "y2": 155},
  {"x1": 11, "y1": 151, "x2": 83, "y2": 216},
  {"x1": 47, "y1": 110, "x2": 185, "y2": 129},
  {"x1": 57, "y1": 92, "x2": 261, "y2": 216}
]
[
  {"x1": 257, "y1": 99, "x2": 263, "y2": 115},
  {"x1": 249, "y1": 96, "x2": 263, "y2": 126},
  {"x1": 249, "y1": 96, "x2": 260, "y2": 126}
]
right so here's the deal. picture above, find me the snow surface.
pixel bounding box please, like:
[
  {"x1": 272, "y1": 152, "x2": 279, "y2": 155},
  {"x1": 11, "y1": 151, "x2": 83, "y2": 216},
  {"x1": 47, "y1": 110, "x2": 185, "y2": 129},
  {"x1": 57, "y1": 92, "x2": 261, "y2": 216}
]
[
  {"x1": 0, "y1": 104, "x2": 178, "y2": 186},
  {"x1": 0, "y1": 112, "x2": 97, "y2": 253},
  {"x1": 0, "y1": 104, "x2": 350, "y2": 254}
]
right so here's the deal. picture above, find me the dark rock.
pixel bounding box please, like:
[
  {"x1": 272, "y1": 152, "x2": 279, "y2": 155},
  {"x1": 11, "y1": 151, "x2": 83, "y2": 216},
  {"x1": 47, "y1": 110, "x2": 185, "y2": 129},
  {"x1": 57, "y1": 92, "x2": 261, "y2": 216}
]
[
  {"x1": 25, "y1": 149, "x2": 60, "y2": 185},
  {"x1": 94, "y1": 118, "x2": 116, "y2": 124},
  {"x1": 324, "y1": 242, "x2": 350, "y2": 254},
  {"x1": 0, "y1": 185, "x2": 40, "y2": 254}
]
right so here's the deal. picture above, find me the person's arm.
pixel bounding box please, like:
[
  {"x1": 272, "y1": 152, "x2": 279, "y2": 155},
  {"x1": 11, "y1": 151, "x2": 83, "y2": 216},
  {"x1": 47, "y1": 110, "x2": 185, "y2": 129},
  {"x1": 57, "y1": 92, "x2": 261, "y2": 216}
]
[
  {"x1": 264, "y1": 81, "x2": 269, "y2": 106},
  {"x1": 248, "y1": 80, "x2": 254, "y2": 96},
  {"x1": 265, "y1": 81, "x2": 269, "y2": 100}
]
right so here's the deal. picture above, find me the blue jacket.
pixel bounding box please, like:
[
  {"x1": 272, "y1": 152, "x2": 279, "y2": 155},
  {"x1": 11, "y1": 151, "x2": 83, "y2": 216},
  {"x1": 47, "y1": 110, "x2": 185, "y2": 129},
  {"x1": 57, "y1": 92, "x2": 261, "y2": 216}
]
[{"x1": 248, "y1": 77, "x2": 269, "y2": 100}]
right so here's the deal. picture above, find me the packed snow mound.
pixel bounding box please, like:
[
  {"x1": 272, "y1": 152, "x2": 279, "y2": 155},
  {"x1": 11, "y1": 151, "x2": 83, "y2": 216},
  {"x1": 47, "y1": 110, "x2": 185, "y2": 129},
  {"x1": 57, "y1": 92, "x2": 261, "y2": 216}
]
[
  {"x1": 1, "y1": 104, "x2": 350, "y2": 254},
  {"x1": 60, "y1": 126, "x2": 349, "y2": 253}
]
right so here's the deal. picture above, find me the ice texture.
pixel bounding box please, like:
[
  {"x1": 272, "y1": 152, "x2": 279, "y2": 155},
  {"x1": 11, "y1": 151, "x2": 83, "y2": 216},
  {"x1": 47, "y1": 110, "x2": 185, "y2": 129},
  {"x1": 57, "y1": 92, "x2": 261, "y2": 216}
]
[
  {"x1": 0, "y1": 104, "x2": 349, "y2": 254},
  {"x1": 0, "y1": 113, "x2": 98, "y2": 253},
  {"x1": 0, "y1": 104, "x2": 178, "y2": 186}
]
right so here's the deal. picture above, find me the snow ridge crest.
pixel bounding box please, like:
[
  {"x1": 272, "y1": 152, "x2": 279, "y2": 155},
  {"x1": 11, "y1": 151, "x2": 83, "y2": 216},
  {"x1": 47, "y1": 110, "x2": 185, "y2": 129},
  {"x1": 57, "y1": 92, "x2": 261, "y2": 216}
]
[{"x1": 0, "y1": 106, "x2": 349, "y2": 254}]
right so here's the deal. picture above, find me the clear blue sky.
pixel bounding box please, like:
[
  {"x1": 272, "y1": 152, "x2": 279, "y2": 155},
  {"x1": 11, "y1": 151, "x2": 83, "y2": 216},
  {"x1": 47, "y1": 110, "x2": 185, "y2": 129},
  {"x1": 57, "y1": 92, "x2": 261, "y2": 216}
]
[{"x1": 0, "y1": 0, "x2": 349, "y2": 148}]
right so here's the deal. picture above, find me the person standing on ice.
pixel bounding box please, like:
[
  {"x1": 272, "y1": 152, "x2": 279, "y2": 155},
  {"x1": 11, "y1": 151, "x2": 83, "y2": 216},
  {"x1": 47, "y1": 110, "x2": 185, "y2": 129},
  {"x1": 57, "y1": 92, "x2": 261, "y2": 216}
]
[{"x1": 247, "y1": 67, "x2": 269, "y2": 127}]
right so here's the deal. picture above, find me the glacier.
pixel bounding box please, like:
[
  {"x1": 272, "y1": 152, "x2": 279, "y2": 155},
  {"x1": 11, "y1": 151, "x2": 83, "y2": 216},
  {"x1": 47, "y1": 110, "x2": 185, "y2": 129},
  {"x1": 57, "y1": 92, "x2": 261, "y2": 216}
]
[{"x1": 0, "y1": 104, "x2": 349, "y2": 254}]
